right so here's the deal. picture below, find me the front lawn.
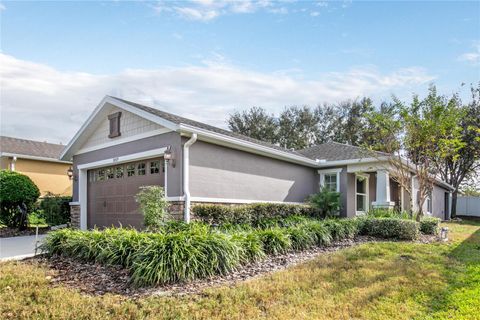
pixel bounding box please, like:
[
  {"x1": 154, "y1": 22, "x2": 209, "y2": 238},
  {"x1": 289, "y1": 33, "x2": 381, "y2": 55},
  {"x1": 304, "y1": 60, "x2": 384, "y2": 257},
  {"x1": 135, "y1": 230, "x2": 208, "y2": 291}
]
[{"x1": 1, "y1": 220, "x2": 479, "y2": 319}]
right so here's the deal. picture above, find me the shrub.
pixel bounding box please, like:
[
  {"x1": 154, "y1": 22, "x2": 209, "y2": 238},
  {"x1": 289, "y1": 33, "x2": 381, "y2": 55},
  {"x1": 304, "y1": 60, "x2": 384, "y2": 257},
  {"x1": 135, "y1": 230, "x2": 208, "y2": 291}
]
[
  {"x1": 367, "y1": 208, "x2": 414, "y2": 220},
  {"x1": 420, "y1": 217, "x2": 440, "y2": 235},
  {"x1": 254, "y1": 228, "x2": 292, "y2": 255},
  {"x1": 286, "y1": 226, "x2": 317, "y2": 250},
  {"x1": 28, "y1": 210, "x2": 47, "y2": 226},
  {"x1": 131, "y1": 231, "x2": 242, "y2": 286},
  {"x1": 231, "y1": 232, "x2": 266, "y2": 263},
  {"x1": 359, "y1": 218, "x2": 419, "y2": 240},
  {"x1": 0, "y1": 170, "x2": 40, "y2": 229},
  {"x1": 193, "y1": 203, "x2": 316, "y2": 225},
  {"x1": 135, "y1": 186, "x2": 169, "y2": 228},
  {"x1": 308, "y1": 187, "x2": 341, "y2": 218},
  {"x1": 38, "y1": 192, "x2": 72, "y2": 226},
  {"x1": 323, "y1": 219, "x2": 359, "y2": 240}
]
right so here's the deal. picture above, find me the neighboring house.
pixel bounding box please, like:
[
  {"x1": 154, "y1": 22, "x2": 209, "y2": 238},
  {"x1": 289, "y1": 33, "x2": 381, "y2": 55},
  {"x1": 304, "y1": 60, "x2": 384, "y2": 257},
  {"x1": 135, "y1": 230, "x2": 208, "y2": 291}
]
[
  {"x1": 61, "y1": 96, "x2": 454, "y2": 230},
  {"x1": 0, "y1": 136, "x2": 73, "y2": 196}
]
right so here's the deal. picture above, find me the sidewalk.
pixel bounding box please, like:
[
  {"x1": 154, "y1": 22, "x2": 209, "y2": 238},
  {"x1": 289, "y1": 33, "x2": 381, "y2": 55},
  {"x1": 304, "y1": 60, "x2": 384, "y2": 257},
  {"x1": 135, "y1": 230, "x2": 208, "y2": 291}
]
[{"x1": 0, "y1": 234, "x2": 47, "y2": 261}]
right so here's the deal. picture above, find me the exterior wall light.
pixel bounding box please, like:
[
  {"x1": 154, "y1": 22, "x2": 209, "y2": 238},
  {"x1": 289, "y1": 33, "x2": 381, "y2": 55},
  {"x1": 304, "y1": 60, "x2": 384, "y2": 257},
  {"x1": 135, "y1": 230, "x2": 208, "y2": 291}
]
[
  {"x1": 67, "y1": 167, "x2": 74, "y2": 180},
  {"x1": 164, "y1": 146, "x2": 176, "y2": 168}
]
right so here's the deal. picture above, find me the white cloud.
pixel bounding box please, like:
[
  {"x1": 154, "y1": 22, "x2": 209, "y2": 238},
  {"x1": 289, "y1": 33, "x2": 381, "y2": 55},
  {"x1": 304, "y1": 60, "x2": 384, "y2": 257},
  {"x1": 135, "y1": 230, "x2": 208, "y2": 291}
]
[
  {"x1": 458, "y1": 43, "x2": 480, "y2": 65},
  {"x1": 0, "y1": 53, "x2": 435, "y2": 144},
  {"x1": 0, "y1": 3, "x2": 5, "y2": 11},
  {"x1": 153, "y1": 0, "x2": 281, "y2": 21}
]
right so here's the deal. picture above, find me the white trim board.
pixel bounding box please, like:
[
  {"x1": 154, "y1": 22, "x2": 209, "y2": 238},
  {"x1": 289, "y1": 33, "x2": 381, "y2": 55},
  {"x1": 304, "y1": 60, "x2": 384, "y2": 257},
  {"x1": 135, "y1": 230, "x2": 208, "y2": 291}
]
[
  {"x1": 75, "y1": 128, "x2": 172, "y2": 155},
  {"x1": 189, "y1": 196, "x2": 305, "y2": 205},
  {"x1": 0, "y1": 152, "x2": 72, "y2": 164},
  {"x1": 77, "y1": 147, "x2": 167, "y2": 170}
]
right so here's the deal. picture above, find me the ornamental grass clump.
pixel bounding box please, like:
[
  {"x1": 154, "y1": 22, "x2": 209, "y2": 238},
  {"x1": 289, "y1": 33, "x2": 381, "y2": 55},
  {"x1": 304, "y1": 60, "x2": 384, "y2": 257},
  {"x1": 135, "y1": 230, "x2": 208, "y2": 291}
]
[
  {"x1": 130, "y1": 231, "x2": 242, "y2": 286},
  {"x1": 254, "y1": 228, "x2": 292, "y2": 255},
  {"x1": 285, "y1": 226, "x2": 317, "y2": 251}
]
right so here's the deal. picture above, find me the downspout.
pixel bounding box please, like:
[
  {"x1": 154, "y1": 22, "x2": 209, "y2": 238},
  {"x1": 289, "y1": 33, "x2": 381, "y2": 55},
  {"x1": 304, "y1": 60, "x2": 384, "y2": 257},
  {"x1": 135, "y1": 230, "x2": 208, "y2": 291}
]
[
  {"x1": 10, "y1": 156, "x2": 17, "y2": 171},
  {"x1": 183, "y1": 133, "x2": 197, "y2": 223}
]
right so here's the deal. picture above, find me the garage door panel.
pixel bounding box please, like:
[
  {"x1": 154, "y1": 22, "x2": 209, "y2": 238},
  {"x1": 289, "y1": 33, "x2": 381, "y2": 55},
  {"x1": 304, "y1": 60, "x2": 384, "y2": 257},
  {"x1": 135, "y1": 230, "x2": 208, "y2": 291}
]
[{"x1": 87, "y1": 158, "x2": 163, "y2": 229}]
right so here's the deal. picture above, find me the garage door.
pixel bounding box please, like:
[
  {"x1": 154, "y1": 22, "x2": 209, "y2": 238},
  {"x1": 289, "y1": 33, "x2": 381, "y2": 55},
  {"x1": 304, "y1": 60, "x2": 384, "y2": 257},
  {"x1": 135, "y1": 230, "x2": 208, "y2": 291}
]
[{"x1": 87, "y1": 158, "x2": 164, "y2": 229}]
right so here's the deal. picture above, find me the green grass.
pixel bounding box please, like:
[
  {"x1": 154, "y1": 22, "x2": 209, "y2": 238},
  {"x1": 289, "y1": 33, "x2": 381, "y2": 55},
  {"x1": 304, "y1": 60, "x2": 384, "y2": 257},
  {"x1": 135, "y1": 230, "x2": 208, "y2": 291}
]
[{"x1": 1, "y1": 220, "x2": 479, "y2": 319}]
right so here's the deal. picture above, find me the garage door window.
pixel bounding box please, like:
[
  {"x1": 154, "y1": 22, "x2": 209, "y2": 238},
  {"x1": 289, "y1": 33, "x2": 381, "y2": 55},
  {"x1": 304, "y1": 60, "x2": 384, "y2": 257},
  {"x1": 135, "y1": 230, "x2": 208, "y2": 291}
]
[
  {"x1": 97, "y1": 169, "x2": 105, "y2": 181},
  {"x1": 137, "y1": 163, "x2": 146, "y2": 176},
  {"x1": 115, "y1": 166, "x2": 124, "y2": 178},
  {"x1": 127, "y1": 164, "x2": 135, "y2": 177},
  {"x1": 106, "y1": 168, "x2": 114, "y2": 180}
]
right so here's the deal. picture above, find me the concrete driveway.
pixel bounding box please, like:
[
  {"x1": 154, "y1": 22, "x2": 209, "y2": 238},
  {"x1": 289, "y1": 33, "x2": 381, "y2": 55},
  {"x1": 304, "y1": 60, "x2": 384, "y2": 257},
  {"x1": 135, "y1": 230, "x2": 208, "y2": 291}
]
[{"x1": 0, "y1": 234, "x2": 47, "y2": 261}]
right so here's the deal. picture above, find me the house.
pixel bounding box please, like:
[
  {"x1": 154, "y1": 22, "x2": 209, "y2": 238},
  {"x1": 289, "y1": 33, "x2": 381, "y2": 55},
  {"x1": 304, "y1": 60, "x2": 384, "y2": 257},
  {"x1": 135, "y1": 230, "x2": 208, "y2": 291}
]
[
  {"x1": 0, "y1": 136, "x2": 73, "y2": 196},
  {"x1": 60, "y1": 96, "x2": 454, "y2": 229}
]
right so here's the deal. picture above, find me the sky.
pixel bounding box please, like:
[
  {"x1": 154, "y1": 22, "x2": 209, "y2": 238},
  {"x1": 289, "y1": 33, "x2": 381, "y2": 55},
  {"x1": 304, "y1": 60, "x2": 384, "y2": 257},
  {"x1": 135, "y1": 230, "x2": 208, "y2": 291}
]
[{"x1": 1, "y1": 0, "x2": 479, "y2": 144}]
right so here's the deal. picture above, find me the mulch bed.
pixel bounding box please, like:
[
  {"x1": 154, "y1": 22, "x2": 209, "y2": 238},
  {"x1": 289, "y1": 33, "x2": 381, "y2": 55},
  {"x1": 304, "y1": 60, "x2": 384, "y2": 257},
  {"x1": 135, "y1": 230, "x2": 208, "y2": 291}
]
[
  {"x1": 0, "y1": 226, "x2": 50, "y2": 238},
  {"x1": 24, "y1": 234, "x2": 440, "y2": 298}
]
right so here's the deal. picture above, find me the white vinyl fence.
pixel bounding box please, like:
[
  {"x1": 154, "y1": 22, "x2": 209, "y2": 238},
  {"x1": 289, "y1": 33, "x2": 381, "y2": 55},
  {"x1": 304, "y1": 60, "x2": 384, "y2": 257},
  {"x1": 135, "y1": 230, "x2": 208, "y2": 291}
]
[{"x1": 457, "y1": 196, "x2": 480, "y2": 217}]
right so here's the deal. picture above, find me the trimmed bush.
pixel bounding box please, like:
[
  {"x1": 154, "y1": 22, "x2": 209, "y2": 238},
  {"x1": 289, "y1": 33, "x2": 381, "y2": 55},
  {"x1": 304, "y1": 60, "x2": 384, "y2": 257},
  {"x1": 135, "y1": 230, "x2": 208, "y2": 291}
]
[
  {"x1": 38, "y1": 192, "x2": 72, "y2": 226},
  {"x1": 420, "y1": 217, "x2": 440, "y2": 235},
  {"x1": 0, "y1": 170, "x2": 40, "y2": 229},
  {"x1": 359, "y1": 218, "x2": 419, "y2": 240},
  {"x1": 323, "y1": 219, "x2": 359, "y2": 240},
  {"x1": 193, "y1": 203, "x2": 316, "y2": 225}
]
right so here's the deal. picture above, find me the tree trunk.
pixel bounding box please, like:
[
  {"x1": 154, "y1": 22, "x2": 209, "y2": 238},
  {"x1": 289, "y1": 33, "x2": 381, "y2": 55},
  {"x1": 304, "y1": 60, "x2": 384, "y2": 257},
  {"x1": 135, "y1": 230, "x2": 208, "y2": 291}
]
[{"x1": 451, "y1": 190, "x2": 458, "y2": 218}]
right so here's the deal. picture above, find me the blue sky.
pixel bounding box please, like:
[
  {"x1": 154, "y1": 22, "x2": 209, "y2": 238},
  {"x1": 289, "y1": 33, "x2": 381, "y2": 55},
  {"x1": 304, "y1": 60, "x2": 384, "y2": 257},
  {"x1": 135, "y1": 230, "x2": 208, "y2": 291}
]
[{"x1": 1, "y1": 0, "x2": 479, "y2": 143}]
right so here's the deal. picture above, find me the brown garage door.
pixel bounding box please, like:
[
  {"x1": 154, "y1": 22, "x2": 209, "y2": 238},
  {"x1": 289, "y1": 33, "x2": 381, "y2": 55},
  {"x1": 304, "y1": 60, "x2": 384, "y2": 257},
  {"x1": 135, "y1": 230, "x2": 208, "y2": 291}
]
[{"x1": 87, "y1": 158, "x2": 164, "y2": 229}]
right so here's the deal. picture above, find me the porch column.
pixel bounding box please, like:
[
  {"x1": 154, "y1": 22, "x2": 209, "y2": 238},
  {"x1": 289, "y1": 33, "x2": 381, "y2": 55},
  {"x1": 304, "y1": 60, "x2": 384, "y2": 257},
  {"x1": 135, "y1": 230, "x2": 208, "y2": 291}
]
[{"x1": 372, "y1": 169, "x2": 395, "y2": 209}]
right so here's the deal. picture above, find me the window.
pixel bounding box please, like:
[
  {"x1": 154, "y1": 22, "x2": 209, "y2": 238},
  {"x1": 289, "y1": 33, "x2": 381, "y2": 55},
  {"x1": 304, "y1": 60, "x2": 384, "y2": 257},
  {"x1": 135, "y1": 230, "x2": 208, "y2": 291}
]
[
  {"x1": 318, "y1": 169, "x2": 341, "y2": 192},
  {"x1": 97, "y1": 169, "x2": 105, "y2": 181},
  {"x1": 106, "y1": 167, "x2": 114, "y2": 180},
  {"x1": 324, "y1": 173, "x2": 338, "y2": 192},
  {"x1": 427, "y1": 194, "x2": 432, "y2": 214},
  {"x1": 115, "y1": 166, "x2": 124, "y2": 179},
  {"x1": 150, "y1": 161, "x2": 160, "y2": 174},
  {"x1": 137, "y1": 163, "x2": 146, "y2": 176},
  {"x1": 127, "y1": 164, "x2": 135, "y2": 177},
  {"x1": 108, "y1": 112, "x2": 122, "y2": 138},
  {"x1": 355, "y1": 175, "x2": 369, "y2": 214}
]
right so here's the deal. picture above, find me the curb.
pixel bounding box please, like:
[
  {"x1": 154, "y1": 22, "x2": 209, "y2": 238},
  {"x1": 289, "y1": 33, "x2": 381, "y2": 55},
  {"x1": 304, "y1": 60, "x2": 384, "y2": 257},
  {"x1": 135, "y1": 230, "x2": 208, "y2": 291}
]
[{"x1": 0, "y1": 253, "x2": 37, "y2": 262}]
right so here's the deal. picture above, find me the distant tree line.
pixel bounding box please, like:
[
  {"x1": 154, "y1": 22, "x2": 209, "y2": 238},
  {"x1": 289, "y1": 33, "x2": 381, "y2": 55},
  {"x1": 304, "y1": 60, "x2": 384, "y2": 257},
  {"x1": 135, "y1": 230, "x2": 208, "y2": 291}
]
[{"x1": 227, "y1": 84, "x2": 480, "y2": 217}]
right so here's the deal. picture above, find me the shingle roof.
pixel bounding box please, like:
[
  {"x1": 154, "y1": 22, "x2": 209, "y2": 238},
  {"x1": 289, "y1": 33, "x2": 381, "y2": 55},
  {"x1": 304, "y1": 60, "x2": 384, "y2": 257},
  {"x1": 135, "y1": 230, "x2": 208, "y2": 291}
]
[
  {"x1": 298, "y1": 141, "x2": 386, "y2": 161},
  {"x1": 0, "y1": 136, "x2": 66, "y2": 160},
  {"x1": 111, "y1": 96, "x2": 305, "y2": 157}
]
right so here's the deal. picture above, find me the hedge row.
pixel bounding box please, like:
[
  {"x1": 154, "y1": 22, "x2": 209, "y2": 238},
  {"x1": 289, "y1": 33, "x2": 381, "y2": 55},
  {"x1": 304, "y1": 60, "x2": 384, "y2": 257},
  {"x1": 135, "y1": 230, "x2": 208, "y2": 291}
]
[
  {"x1": 192, "y1": 203, "x2": 317, "y2": 225},
  {"x1": 358, "y1": 218, "x2": 419, "y2": 240}
]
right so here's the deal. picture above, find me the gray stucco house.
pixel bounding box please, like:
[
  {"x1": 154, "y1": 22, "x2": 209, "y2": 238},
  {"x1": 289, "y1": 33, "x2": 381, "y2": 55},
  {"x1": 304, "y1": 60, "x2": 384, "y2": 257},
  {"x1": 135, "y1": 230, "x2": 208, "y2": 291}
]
[{"x1": 61, "y1": 96, "x2": 454, "y2": 229}]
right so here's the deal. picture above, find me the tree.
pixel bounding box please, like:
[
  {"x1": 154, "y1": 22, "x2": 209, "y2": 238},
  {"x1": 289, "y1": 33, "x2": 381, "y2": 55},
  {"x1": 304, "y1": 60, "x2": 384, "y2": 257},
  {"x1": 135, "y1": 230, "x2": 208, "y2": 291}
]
[
  {"x1": 0, "y1": 170, "x2": 40, "y2": 229},
  {"x1": 314, "y1": 98, "x2": 375, "y2": 146},
  {"x1": 228, "y1": 107, "x2": 278, "y2": 144},
  {"x1": 431, "y1": 84, "x2": 480, "y2": 217},
  {"x1": 278, "y1": 106, "x2": 321, "y2": 149}
]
